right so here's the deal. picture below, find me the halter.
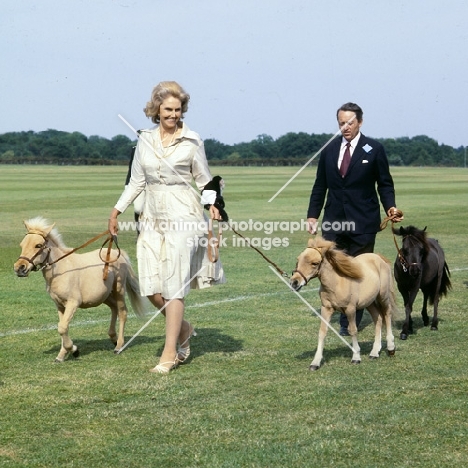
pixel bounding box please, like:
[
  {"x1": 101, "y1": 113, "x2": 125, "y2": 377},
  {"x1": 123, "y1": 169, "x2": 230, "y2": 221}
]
[
  {"x1": 292, "y1": 246, "x2": 323, "y2": 285},
  {"x1": 380, "y1": 208, "x2": 417, "y2": 273},
  {"x1": 16, "y1": 229, "x2": 120, "y2": 278},
  {"x1": 396, "y1": 235, "x2": 421, "y2": 274},
  {"x1": 16, "y1": 232, "x2": 51, "y2": 271}
]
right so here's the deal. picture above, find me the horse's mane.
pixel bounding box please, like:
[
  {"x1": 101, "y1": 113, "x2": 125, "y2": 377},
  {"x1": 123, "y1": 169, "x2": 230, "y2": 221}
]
[
  {"x1": 307, "y1": 237, "x2": 364, "y2": 280},
  {"x1": 393, "y1": 225, "x2": 431, "y2": 258},
  {"x1": 25, "y1": 217, "x2": 68, "y2": 248}
]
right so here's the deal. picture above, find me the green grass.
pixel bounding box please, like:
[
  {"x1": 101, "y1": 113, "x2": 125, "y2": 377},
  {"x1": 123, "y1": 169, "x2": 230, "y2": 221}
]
[{"x1": 1, "y1": 165, "x2": 468, "y2": 467}]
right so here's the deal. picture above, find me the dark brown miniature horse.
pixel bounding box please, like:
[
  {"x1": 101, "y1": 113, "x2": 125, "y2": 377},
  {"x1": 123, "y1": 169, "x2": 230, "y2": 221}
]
[{"x1": 393, "y1": 226, "x2": 451, "y2": 340}]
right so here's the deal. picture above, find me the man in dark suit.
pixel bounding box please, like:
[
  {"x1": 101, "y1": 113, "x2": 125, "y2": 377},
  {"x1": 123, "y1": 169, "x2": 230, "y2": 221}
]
[{"x1": 307, "y1": 102, "x2": 402, "y2": 335}]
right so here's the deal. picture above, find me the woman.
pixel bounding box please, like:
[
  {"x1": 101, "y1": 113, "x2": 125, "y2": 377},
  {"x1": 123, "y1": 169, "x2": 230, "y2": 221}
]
[{"x1": 108, "y1": 81, "x2": 225, "y2": 374}]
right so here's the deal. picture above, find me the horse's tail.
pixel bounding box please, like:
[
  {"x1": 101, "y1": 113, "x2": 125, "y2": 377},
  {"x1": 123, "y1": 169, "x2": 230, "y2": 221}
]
[
  {"x1": 121, "y1": 251, "x2": 146, "y2": 319},
  {"x1": 381, "y1": 258, "x2": 399, "y2": 324},
  {"x1": 388, "y1": 278, "x2": 399, "y2": 325},
  {"x1": 439, "y1": 261, "x2": 452, "y2": 298}
]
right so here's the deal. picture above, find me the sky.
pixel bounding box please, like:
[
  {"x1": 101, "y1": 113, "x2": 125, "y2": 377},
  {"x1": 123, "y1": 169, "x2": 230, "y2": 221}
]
[{"x1": 2, "y1": 0, "x2": 467, "y2": 148}]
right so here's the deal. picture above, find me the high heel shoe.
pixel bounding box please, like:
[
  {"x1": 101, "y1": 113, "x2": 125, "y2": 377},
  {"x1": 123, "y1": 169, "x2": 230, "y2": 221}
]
[
  {"x1": 149, "y1": 357, "x2": 179, "y2": 374},
  {"x1": 177, "y1": 325, "x2": 197, "y2": 364}
]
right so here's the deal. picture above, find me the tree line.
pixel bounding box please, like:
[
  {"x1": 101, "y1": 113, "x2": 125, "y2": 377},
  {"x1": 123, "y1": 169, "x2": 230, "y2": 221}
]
[{"x1": 0, "y1": 129, "x2": 465, "y2": 166}]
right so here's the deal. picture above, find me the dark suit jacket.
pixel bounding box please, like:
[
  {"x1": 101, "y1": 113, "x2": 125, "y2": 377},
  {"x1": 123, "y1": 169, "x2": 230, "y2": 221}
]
[{"x1": 307, "y1": 133, "x2": 396, "y2": 235}]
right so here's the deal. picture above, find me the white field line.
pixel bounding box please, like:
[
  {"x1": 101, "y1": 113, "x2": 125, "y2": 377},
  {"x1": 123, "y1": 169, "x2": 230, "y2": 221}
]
[
  {"x1": 0, "y1": 287, "x2": 319, "y2": 338},
  {"x1": 3, "y1": 267, "x2": 467, "y2": 339}
]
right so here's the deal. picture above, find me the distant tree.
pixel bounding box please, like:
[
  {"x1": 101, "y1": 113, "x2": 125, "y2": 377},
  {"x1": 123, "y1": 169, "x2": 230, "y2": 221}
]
[
  {"x1": 110, "y1": 135, "x2": 134, "y2": 160},
  {"x1": 204, "y1": 138, "x2": 230, "y2": 160},
  {"x1": 0, "y1": 150, "x2": 15, "y2": 163},
  {"x1": 250, "y1": 134, "x2": 278, "y2": 160},
  {"x1": 0, "y1": 129, "x2": 464, "y2": 167},
  {"x1": 227, "y1": 151, "x2": 242, "y2": 162}
]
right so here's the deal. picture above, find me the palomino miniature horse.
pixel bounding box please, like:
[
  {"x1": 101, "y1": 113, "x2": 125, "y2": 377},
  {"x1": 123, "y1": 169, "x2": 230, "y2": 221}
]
[
  {"x1": 14, "y1": 217, "x2": 146, "y2": 362},
  {"x1": 393, "y1": 225, "x2": 451, "y2": 340},
  {"x1": 290, "y1": 237, "x2": 396, "y2": 371}
]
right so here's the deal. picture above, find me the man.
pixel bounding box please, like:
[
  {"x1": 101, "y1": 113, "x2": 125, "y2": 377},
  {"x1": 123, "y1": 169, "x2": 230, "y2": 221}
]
[{"x1": 306, "y1": 102, "x2": 402, "y2": 335}]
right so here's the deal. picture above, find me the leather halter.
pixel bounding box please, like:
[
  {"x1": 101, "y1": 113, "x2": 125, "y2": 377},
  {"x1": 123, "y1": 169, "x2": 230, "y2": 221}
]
[
  {"x1": 292, "y1": 246, "x2": 323, "y2": 285},
  {"x1": 379, "y1": 208, "x2": 416, "y2": 272},
  {"x1": 16, "y1": 229, "x2": 119, "y2": 279},
  {"x1": 16, "y1": 232, "x2": 51, "y2": 271},
  {"x1": 397, "y1": 235, "x2": 421, "y2": 274}
]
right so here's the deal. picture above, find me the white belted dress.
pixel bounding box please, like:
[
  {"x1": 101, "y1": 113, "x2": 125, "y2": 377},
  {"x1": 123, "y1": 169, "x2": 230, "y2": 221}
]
[{"x1": 114, "y1": 123, "x2": 225, "y2": 299}]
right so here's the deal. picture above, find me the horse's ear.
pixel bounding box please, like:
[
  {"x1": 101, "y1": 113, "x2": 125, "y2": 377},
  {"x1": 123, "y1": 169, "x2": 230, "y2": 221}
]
[
  {"x1": 423, "y1": 226, "x2": 427, "y2": 232},
  {"x1": 23, "y1": 220, "x2": 30, "y2": 231},
  {"x1": 43, "y1": 223, "x2": 56, "y2": 237}
]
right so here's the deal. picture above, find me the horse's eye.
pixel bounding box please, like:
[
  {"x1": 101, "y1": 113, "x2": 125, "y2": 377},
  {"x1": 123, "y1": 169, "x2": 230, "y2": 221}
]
[{"x1": 35, "y1": 244, "x2": 43, "y2": 249}]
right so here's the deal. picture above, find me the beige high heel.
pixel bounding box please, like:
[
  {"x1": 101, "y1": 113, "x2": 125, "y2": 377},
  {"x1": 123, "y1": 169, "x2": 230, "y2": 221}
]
[
  {"x1": 177, "y1": 324, "x2": 197, "y2": 364},
  {"x1": 149, "y1": 356, "x2": 179, "y2": 374}
]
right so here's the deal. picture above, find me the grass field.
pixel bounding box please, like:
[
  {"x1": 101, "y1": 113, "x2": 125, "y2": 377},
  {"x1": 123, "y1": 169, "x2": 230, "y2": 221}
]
[{"x1": 1, "y1": 165, "x2": 468, "y2": 467}]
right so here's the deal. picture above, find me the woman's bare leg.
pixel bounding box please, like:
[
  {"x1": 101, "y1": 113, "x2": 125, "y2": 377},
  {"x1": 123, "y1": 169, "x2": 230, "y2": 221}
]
[{"x1": 147, "y1": 294, "x2": 192, "y2": 370}]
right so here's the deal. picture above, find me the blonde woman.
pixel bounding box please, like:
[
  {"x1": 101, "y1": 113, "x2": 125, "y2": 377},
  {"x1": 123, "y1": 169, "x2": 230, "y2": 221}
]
[{"x1": 108, "y1": 81, "x2": 225, "y2": 373}]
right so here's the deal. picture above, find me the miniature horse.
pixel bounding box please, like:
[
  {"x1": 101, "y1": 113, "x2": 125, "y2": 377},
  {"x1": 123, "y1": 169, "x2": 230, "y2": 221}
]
[
  {"x1": 290, "y1": 237, "x2": 396, "y2": 370},
  {"x1": 14, "y1": 217, "x2": 146, "y2": 362},
  {"x1": 393, "y1": 225, "x2": 451, "y2": 340}
]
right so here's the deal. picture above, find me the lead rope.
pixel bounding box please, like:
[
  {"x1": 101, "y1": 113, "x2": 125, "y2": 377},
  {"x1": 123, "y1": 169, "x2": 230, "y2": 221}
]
[
  {"x1": 42, "y1": 229, "x2": 121, "y2": 280},
  {"x1": 100, "y1": 234, "x2": 121, "y2": 280},
  {"x1": 227, "y1": 222, "x2": 289, "y2": 277},
  {"x1": 379, "y1": 209, "x2": 408, "y2": 272},
  {"x1": 45, "y1": 230, "x2": 110, "y2": 267}
]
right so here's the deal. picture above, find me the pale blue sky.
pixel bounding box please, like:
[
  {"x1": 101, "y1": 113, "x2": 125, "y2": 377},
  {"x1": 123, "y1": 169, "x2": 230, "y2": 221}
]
[{"x1": 2, "y1": 0, "x2": 467, "y2": 147}]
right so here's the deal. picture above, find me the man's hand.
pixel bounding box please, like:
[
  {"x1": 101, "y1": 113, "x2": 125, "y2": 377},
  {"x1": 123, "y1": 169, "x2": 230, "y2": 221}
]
[
  {"x1": 387, "y1": 207, "x2": 404, "y2": 223},
  {"x1": 307, "y1": 218, "x2": 318, "y2": 235}
]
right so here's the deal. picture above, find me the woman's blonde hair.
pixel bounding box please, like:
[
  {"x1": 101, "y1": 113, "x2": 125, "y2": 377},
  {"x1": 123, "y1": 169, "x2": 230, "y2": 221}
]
[{"x1": 143, "y1": 81, "x2": 190, "y2": 124}]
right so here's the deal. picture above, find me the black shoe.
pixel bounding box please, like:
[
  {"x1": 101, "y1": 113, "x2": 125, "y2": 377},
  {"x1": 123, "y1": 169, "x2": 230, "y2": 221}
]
[{"x1": 339, "y1": 326, "x2": 350, "y2": 336}]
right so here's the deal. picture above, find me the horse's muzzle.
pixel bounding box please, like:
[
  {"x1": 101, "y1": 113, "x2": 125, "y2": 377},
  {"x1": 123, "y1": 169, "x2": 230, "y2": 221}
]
[
  {"x1": 408, "y1": 264, "x2": 421, "y2": 278},
  {"x1": 14, "y1": 260, "x2": 32, "y2": 277},
  {"x1": 289, "y1": 277, "x2": 304, "y2": 292}
]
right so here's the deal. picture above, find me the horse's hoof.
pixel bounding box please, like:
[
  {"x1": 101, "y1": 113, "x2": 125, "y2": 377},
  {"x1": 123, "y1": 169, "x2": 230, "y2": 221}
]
[
  {"x1": 387, "y1": 349, "x2": 396, "y2": 356},
  {"x1": 72, "y1": 349, "x2": 80, "y2": 358},
  {"x1": 400, "y1": 333, "x2": 408, "y2": 340},
  {"x1": 54, "y1": 358, "x2": 64, "y2": 363},
  {"x1": 369, "y1": 355, "x2": 379, "y2": 360},
  {"x1": 351, "y1": 360, "x2": 361, "y2": 365},
  {"x1": 309, "y1": 365, "x2": 320, "y2": 371},
  {"x1": 431, "y1": 326, "x2": 438, "y2": 331}
]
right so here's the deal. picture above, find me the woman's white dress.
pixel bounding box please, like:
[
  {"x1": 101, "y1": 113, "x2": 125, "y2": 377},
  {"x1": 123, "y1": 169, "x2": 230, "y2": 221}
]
[{"x1": 114, "y1": 123, "x2": 225, "y2": 298}]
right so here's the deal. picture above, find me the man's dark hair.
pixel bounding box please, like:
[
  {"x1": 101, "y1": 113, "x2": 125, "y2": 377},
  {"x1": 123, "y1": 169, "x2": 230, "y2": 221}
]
[{"x1": 337, "y1": 102, "x2": 363, "y2": 122}]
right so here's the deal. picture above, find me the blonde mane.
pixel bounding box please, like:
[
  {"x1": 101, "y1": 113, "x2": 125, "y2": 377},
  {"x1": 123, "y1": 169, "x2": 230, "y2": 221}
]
[
  {"x1": 25, "y1": 216, "x2": 68, "y2": 248},
  {"x1": 308, "y1": 236, "x2": 364, "y2": 280}
]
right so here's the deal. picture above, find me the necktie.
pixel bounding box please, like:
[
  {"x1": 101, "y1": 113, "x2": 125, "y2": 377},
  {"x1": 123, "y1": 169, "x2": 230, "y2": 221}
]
[{"x1": 340, "y1": 142, "x2": 351, "y2": 177}]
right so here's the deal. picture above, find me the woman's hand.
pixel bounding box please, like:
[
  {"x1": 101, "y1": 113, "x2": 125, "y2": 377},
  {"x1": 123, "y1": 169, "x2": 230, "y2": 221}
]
[
  {"x1": 209, "y1": 205, "x2": 221, "y2": 220},
  {"x1": 108, "y1": 208, "x2": 121, "y2": 236}
]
